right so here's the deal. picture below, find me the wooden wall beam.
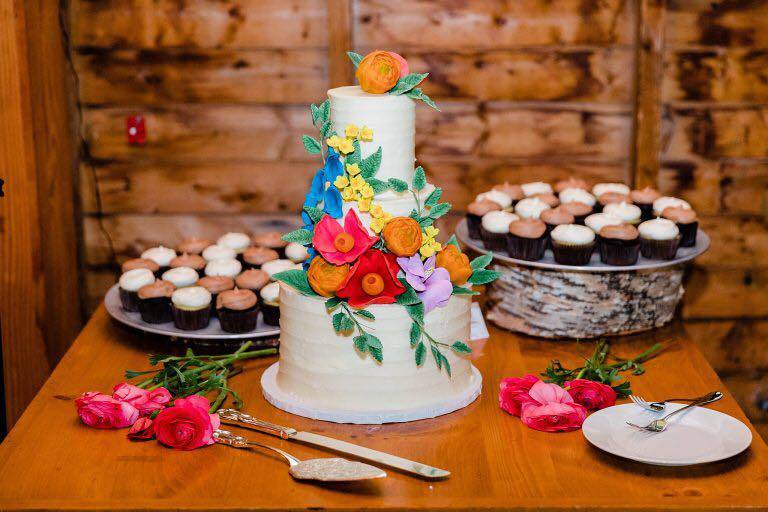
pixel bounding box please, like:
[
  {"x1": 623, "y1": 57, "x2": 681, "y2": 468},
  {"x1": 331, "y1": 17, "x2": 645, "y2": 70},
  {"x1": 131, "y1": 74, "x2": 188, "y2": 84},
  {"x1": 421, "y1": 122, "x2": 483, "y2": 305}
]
[{"x1": 327, "y1": 0, "x2": 353, "y2": 88}]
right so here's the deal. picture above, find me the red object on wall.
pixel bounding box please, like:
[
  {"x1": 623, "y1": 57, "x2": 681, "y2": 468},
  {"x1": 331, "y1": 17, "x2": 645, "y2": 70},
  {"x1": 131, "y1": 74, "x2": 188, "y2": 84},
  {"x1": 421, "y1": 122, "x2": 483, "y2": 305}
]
[{"x1": 126, "y1": 115, "x2": 146, "y2": 145}]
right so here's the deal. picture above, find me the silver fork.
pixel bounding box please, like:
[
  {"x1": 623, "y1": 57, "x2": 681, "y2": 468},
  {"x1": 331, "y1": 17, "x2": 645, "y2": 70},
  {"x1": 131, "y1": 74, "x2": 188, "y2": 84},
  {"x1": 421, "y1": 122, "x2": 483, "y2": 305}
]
[
  {"x1": 626, "y1": 391, "x2": 723, "y2": 432},
  {"x1": 630, "y1": 391, "x2": 721, "y2": 412}
]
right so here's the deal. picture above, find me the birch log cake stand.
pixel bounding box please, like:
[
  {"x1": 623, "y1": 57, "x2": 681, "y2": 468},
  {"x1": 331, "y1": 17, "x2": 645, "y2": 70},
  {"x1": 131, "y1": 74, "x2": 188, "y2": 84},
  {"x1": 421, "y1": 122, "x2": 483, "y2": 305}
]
[{"x1": 456, "y1": 221, "x2": 710, "y2": 339}]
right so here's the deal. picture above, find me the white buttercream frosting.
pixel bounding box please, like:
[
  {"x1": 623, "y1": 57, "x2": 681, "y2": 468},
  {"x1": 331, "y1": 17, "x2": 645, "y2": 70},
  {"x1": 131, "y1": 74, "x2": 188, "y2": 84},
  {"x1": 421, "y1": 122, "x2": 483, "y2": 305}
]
[
  {"x1": 559, "y1": 188, "x2": 596, "y2": 207},
  {"x1": 202, "y1": 244, "x2": 237, "y2": 262},
  {"x1": 521, "y1": 181, "x2": 553, "y2": 197},
  {"x1": 592, "y1": 183, "x2": 630, "y2": 197},
  {"x1": 141, "y1": 246, "x2": 176, "y2": 267},
  {"x1": 551, "y1": 224, "x2": 595, "y2": 245},
  {"x1": 481, "y1": 211, "x2": 519, "y2": 233},
  {"x1": 217, "y1": 232, "x2": 251, "y2": 253},
  {"x1": 171, "y1": 286, "x2": 211, "y2": 309},
  {"x1": 603, "y1": 201, "x2": 642, "y2": 223},
  {"x1": 119, "y1": 268, "x2": 155, "y2": 292},
  {"x1": 638, "y1": 218, "x2": 680, "y2": 240},
  {"x1": 475, "y1": 190, "x2": 513, "y2": 209},
  {"x1": 652, "y1": 196, "x2": 691, "y2": 216},
  {"x1": 515, "y1": 197, "x2": 551, "y2": 219},
  {"x1": 261, "y1": 282, "x2": 280, "y2": 304},
  {"x1": 585, "y1": 213, "x2": 623, "y2": 233},
  {"x1": 285, "y1": 242, "x2": 310, "y2": 263},
  {"x1": 161, "y1": 267, "x2": 199, "y2": 287},
  {"x1": 204, "y1": 258, "x2": 242, "y2": 278},
  {"x1": 262, "y1": 259, "x2": 301, "y2": 278}
]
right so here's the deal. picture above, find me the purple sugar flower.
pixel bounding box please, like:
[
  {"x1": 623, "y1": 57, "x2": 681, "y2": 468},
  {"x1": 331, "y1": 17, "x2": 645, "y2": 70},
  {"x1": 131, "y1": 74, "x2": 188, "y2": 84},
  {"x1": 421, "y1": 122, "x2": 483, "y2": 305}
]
[{"x1": 397, "y1": 254, "x2": 453, "y2": 314}]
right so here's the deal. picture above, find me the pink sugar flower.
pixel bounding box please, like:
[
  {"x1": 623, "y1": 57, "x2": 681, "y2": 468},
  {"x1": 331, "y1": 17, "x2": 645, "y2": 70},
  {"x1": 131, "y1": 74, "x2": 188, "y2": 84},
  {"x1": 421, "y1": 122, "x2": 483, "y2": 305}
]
[{"x1": 312, "y1": 209, "x2": 378, "y2": 265}]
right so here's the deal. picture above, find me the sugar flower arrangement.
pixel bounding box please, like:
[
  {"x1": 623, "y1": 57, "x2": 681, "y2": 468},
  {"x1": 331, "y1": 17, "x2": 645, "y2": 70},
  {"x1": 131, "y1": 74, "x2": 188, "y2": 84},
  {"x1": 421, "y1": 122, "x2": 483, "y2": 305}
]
[{"x1": 277, "y1": 52, "x2": 498, "y2": 375}]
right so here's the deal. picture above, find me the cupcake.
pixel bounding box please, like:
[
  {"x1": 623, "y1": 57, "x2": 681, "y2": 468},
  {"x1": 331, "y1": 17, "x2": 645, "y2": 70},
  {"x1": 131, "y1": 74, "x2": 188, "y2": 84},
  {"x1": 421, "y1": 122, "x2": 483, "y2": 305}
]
[
  {"x1": 592, "y1": 183, "x2": 630, "y2": 198},
  {"x1": 260, "y1": 282, "x2": 281, "y2": 326},
  {"x1": 480, "y1": 211, "x2": 519, "y2": 251},
  {"x1": 475, "y1": 190, "x2": 513, "y2": 210},
  {"x1": 218, "y1": 232, "x2": 251, "y2": 263},
  {"x1": 205, "y1": 258, "x2": 242, "y2": 279},
  {"x1": 603, "y1": 201, "x2": 642, "y2": 225},
  {"x1": 262, "y1": 259, "x2": 301, "y2": 280},
  {"x1": 161, "y1": 266, "x2": 199, "y2": 288},
  {"x1": 638, "y1": 218, "x2": 681, "y2": 260},
  {"x1": 492, "y1": 183, "x2": 524, "y2": 205},
  {"x1": 550, "y1": 224, "x2": 595, "y2": 266},
  {"x1": 197, "y1": 275, "x2": 235, "y2": 317},
  {"x1": 662, "y1": 206, "x2": 698, "y2": 247},
  {"x1": 169, "y1": 253, "x2": 206, "y2": 275},
  {"x1": 137, "y1": 280, "x2": 175, "y2": 324},
  {"x1": 515, "y1": 197, "x2": 551, "y2": 219},
  {"x1": 177, "y1": 237, "x2": 212, "y2": 256},
  {"x1": 559, "y1": 188, "x2": 596, "y2": 209},
  {"x1": 202, "y1": 244, "x2": 237, "y2": 262},
  {"x1": 598, "y1": 224, "x2": 640, "y2": 266},
  {"x1": 629, "y1": 187, "x2": 661, "y2": 221},
  {"x1": 653, "y1": 196, "x2": 691, "y2": 217},
  {"x1": 216, "y1": 288, "x2": 259, "y2": 333},
  {"x1": 521, "y1": 181, "x2": 553, "y2": 197},
  {"x1": 597, "y1": 191, "x2": 630, "y2": 211},
  {"x1": 252, "y1": 231, "x2": 289, "y2": 258},
  {"x1": 585, "y1": 213, "x2": 623, "y2": 234},
  {"x1": 243, "y1": 246, "x2": 280, "y2": 270},
  {"x1": 533, "y1": 193, "x2": 560, "y2": 208},
  {"x1": 118, "y1": 268, "x2": 156, "y2": 312},
  {"x1": 554, "y1": 177, "x2": 589, "y2": 193},
  {"x1": 121, "y1": 258, "x2": 160, "y2": 277},
  {"x1": 507, "y1": 218, "x2": 548, "y2": 261},
  {"x1": 540, "y1": 207, "x2": 575, "y2": 239},
  {"x1": 465, "y1": 200, "x2": 501, "y2": 239},
  {"x1": 141, "y1": 246, "x2": 177, "y2": 275},
  {"x1": 560, "y1": 201, "x2": 593, "y2": 224},
  {"x1": 235, "y1": 269, "x2": 270, "y2": 297},
  {"x1": 171, "y1": 286, "x2": 212, "y2": 330},
  {"x1": 285, "y1": 242, "x2": 310, "y2": 264}
]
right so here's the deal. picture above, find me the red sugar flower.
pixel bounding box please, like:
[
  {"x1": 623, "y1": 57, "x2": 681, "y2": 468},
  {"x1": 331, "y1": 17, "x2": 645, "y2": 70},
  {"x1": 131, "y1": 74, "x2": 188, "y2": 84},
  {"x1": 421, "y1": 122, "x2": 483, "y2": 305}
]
[
  {"x1": 313, "y1": 209, "x2": 378, "y2": 265},
  {"x1": 337, "y1": 249, "x2": 405, "y2": 308}
]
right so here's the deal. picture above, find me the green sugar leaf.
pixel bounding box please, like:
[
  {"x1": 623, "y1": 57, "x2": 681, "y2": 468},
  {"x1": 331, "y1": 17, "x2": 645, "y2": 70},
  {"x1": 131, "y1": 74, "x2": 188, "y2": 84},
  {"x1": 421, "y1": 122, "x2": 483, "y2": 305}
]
[
  {"x1": 409, "y1": 322, "x2": 421, "y2": 347},
  {"x1": 320, "y1": 120, "x2": 333, "y2": 138},
  {"x1": 347, "y1": 51, "x2": 363, "y2": 68},
  {"x1": 303, "y1": 206, "x2": 324, "y2": 224},
  {"x1": 388, "y1": 178, "x2": 409, "y2": 193},
  {"x1": 431, "y1": 346, "x2": 443, "y2": 370},
  {"x1": 281, "y1": 228, "x2": 313, "y2": 245},
  {"x1": 451, "y1": 341, "x2": 472, "y2": 354},
  {"x1": 418, "y1": 217, "x2": 434, "y2": 228},
  {"x1": 365, "y1": 333, "x2": 382, "y2": 350},
  {"x1": 414, "y1": 342, "x2": 426, "y2": 366},
  {"x1": 310, "y1": 104, "x2": 321, "y2": 124},
  {"x1": 468, "y1": 269, "x2": 501, "y2": 285},
  {"x1": 406, "y1": 302, "x2": 425, "y2": 324},
  {"x1": 368, "y1": 343, "x2": 383, "y2": 363},
  {"x1": 325, "y1": 296, "x2": 342, "y2": 311},
  {"x1": 273, "y1": 269, "x2": 317, "y2": 296},
  {"x1": 367, "y1": 177, "x2": 389, "y2": 195},
  {"x1": 396, "y1": 279, "x2": 420, "y2": 305},
  {"x1": 446, "y1": 233, "x2": 460, "y2": 249},
  {"x1": 412, "y1": 166, "x2": 427, "y2": 191},
  {"x1": 424, "y1": 187, "x2": 442, "y2": 207},
  {"x1": 353, "y1": 335, "x2": 367, "y2": 353},
  {"x1": 470, "y1": 253, "x2": 493, "y2": 270},
  {"x1": 301, "y1": 135, "x2": 322, "y2": 154},
  {"x1": 389, "y1": 73, "x2": 429, "y2": 95},
  {"x1": 354, "y1": 309, "x2": 375, "y2": 320},
  {"x1": 346, "y1": 139, "x2": 362, "y2": 164},
  {"x1": 339, "y1": 315, "x2": 355, "y2": 332},
  {"x1": 319, "y1": 99, "x2": 331, "y2": 123},
  {"x1": 452, "y1": 285, "x2": 479, "y2": 296},
  {"x1": 360, "y1": 147, "x2": 382, "y2": 178},
  {"x1": 427, "y1": 202, "x2": 451, "y2": 219},
  {"x1": 332, "y1": 312, "x2": 345, "y2": 333},
  {"x1": 406, "y1": 87, "x2": 440, "y2": 111},
  {"x1": 442, "y1": 354, "x2": 452, "y2": 376},
  {"x1": 408, "y1": 209, "x2": 420, "y2": 221}
]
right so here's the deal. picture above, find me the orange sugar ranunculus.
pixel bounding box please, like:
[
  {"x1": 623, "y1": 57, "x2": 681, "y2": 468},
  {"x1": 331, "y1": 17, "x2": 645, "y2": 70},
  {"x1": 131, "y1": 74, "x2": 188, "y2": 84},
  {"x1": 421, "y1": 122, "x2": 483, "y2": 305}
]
[
  {"x1": 307, "y1": 256, "x2": 350, "y2": 297},
  {"x1": 356, "y1": 51, "x2": 401, "y2": 94},
  {"x1": 382, "y1": 217, "x2": 422, "y2": 256},
  {"x1": 435, "y1": 244, "x2": 472, "y2": 285}
]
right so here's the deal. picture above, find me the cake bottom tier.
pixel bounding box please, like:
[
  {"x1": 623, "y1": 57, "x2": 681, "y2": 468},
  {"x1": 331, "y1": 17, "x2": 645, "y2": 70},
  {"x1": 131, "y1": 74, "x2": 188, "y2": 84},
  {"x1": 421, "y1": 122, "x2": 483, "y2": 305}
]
[{"x1": 270, "y1": 285, "x2": 481, "y2": 423}]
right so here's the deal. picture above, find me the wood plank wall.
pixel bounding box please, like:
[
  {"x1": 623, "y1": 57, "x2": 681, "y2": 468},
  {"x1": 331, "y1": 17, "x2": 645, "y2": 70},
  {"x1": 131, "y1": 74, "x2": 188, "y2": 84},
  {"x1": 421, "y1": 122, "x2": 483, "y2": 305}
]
[{"x1": 68, "y1": 1, "x2": 767, "y2": 433}]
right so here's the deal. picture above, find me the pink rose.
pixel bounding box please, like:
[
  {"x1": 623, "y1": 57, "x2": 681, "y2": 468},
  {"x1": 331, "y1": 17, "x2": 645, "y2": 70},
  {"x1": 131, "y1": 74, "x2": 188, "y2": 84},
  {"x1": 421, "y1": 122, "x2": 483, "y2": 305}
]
[
  {"x1": 520, "y1": 381, "x2": 587, "y2": 433},
  {"x1": 75, "y1": 392, "x2": 139, "y2": 429},
  {"x1": 499, "y1": 374, "x2": 539, "y2": 417},
  {"x1": 153, "y1": 396, "x2": 220, "y2": 450},
  {"x1": 112, "y1": 383, "x2": 172, "y2": 416},
  {"x1": 112, "y1": 382, "x2": 147, "y2": 403},
  {"x1": 127, "y1": 417, "x2": 155, "y2": 441},
  {"x1": 565, "y1": 379, "x2": 616, "y2": 411}
]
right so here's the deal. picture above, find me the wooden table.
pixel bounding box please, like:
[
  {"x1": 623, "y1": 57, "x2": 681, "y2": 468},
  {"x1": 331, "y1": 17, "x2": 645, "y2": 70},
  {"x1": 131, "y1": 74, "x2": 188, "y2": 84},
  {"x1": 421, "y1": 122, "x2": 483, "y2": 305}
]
[{"x1": 1, "y1": 307, "x2": 767, "y2": 511}]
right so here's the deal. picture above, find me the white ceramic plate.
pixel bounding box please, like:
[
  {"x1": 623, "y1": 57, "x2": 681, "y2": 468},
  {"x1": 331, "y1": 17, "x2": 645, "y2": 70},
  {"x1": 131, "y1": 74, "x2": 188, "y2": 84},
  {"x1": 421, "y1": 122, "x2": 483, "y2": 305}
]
[{"x1": 582, "y1": 403, "x2": 752, "y2": 466}]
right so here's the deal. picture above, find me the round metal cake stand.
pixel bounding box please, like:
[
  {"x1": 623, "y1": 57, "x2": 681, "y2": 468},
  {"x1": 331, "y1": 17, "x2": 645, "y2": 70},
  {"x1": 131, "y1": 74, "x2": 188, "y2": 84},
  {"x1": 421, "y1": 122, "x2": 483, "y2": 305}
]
[
  {"x1": 104, "y1": 284, "x2": 280, "y2": 340},
  {"x1": 260, "y1": 362, "x2": 483, "y2": 425}
]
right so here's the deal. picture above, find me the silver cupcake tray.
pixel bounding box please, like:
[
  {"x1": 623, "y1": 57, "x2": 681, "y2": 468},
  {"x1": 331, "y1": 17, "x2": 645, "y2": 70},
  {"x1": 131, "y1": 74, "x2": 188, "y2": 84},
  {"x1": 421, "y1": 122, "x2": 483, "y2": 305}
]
[
  {"x1": 456, "y1": 219, "x2": 709, "y2": 272},
  {"x1": 105, "y1": 285, "x2": 280, "y2": 340}
]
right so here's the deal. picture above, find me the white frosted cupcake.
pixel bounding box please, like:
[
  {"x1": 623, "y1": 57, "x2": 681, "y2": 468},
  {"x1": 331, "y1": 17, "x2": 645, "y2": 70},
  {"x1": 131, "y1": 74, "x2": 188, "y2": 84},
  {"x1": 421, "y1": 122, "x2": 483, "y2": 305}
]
[
  {"x1": 202, "y1": 244, "x2": 237, "y2": 262},
  {"x1": 476, "y1": 190, "x2": 513, "y2": 210},
  {"x1": 260, "y1": 282, "x2": 281, "y2": 326},
  {"x1": 592, "y1": 183, "x2": 630, "y2": 198},
  {"x1": 204, "y1": 258, "x2": 242, "y2": 278},
  {"x1": 171, "y1": 286, "x2": 212, "y2": 330},
  {"x1": 638, "y1": 218, "x2": 681, "y2": 260},
  {"x1": 559, "y1": 188, "x2": 596, "y2": 207},
  {"x1": 585, "y1": 213, "x2": 623, "y2": 233},
  {"x1": 652, "y1": 196, "x2": 691, "y2": 217},
  {"x1": 550, "y1": 224, "x2": 596, "y2": 266},
  {"x1": 262, "y1": 259, "x2": 301, "y2": 279},
  {"x1": 521, "y1": 181, "x2": 553, "y2": 197},
  {"x1": 285, "y1": 242, "x2": 310, "y2": 263},
  {"x1": 480, "y1": 210, "x2": 519, "y2": 251},
  {"x1": 515, "y1": 197, "x2": 551, "y2": 219},
  {"x1": 603, "y1": 201, "x2": 642, "y2": 225},
  {"x1": 161, "y1": 266, "x2": 199, "y2": 288},
  {"x1": 118, "y1": 268, "x2": 156, "y2": 312},
  {"x1": 141, "y1": 246, "x2": 177, "y2": 274},
  {"x1": 217, "y1": 232, "x2": 251, "y2": 256}
]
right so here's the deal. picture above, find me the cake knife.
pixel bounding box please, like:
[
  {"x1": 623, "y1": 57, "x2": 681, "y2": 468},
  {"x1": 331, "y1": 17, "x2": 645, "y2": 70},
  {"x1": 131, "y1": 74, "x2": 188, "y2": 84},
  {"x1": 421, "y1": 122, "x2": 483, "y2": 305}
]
[{"x1": 217, "y1": 409, "x2": 450, "y2": 480}]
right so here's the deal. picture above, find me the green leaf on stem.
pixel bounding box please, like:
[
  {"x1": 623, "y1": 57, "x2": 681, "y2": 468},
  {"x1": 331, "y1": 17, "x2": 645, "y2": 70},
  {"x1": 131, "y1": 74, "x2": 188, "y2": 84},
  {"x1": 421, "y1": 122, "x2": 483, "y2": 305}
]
[
  {"x1": 414, "y1": 342, "x2": 426, "y2": 366},
  {"x1": 424, "y1": 187, "x2": 442, "y2": 207},
  {"x1": 470, "y1": 253, "x2": 493, "y2": 270},
  {"x1": 360, "y1": 147, "x2": 382, "y2": 178},
  {"x1": 468, "y1": 269, "x2": 500, "y2": 285},
  {"x1": 303, "y1": 206, "x2": 324, "y2": 224},
  {"x1": 388, "y1": 178, "x2": 409, "y2": 193},
  {"x1": 347, "y1": 51, "x2": 363, "y2": 68},
  {"x1": 281, "y1": 228, "x2": 313, "y2": 245},
  {"x1": 273, "y1": 269, "x2": 317, "y2": 296},
  {"x1": 354, "y1": 309, "x2": 375, "y2": 320},
  {"x1": 412, "y1": 166, "x2": 427, "y2": 191},
  {"x1": 301, "y1": 135, "x2": 322, "y2": 154},
  {"x1": 409, "y1": 322, "x2": 421, "y2": 347},
  {"x1": 451, "y1": 341, "x2": 472, "y2": 354}
]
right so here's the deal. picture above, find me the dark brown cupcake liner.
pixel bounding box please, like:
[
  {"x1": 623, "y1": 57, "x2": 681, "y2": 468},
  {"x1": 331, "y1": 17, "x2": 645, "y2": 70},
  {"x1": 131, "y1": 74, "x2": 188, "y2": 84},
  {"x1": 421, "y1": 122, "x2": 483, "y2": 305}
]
[
  {"x1": 480, "y1": 227, "x2": 508, "y2": 252},
  {"x1": 466, "y1": 213, "x2": 483, "y2": 240},
  {"x1": 218, "y1": 305, "x2": 259, "y2": 333},
  {"x1": 640, "y1": 235, "x2": 681, "y2": 260},
  {"x1": 506, "y1": 233, "x2": 548, "y2": 261},
  {"x1": 635, "y1": 202, "x2": 655, "y2": 222},
  {"x1": 138, "y1": 296, "x2": 173, "y2": 324},
  {"x1": 119, "y1": 288, "x2": 141, "y2": 312},
  {"x1": 551, "y1": 240, "x2": 595, "y2": 266},
  {"x1": 677, "y1": 221, "x2": 698, "y2": 247},
  {"x1": 598, "y1": 237, "x2": 640, "y2": 266},
  {"x1": 172, "y1": 305, "x2": 211, "y2": 330},
  {"x1": 262, "y1": 303, "x2": 280, "y2": 326}
]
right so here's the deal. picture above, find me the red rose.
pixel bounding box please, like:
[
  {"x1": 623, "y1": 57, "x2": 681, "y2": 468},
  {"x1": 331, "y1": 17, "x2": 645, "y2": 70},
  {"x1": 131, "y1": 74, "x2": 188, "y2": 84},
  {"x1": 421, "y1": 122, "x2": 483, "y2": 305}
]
[
  {"x1": 112, "y1": 382, "x2": 172, "y2": 416},
  {"x1": 153, "y1": 396, "x2": 220, "y2": 450},
  {"x1": 520, "y1": 381, "x2": 587, "y2": 433},
  {"x1": 75, "y1": 392, "x2": 139, "y2": 429},
  {"x1": 565, "y1": 379, "x2": 617, "y2": 410},
  {"x1": 337, "y1": 249, "x2": 406, "y2": 308},
  {"x1": 499, "y1": 375, "x2": 539, "y2": 417},
  {"x1": 127, "y1": 417, "x2": 155, "y2": 441}
]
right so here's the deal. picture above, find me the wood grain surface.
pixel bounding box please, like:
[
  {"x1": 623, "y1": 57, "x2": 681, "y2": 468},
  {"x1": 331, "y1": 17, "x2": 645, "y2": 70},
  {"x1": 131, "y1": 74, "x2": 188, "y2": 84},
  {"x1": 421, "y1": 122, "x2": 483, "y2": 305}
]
[{"x1": 0, "y1": 308, "x2": 766, "y2": 511}]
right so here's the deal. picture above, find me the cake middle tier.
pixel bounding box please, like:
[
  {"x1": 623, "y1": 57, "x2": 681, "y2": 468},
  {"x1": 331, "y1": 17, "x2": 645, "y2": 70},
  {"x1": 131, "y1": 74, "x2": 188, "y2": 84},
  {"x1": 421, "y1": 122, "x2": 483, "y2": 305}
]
[{"x1": 329, "y1": 85, "x2": 416, "y2": 184}]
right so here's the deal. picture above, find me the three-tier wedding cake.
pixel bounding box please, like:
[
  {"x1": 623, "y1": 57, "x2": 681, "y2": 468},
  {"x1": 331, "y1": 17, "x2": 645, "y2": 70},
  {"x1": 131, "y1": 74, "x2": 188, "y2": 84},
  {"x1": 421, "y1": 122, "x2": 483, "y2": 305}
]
[{"x1": 261, "y1": 51, "x2": 498, "y2": 424}]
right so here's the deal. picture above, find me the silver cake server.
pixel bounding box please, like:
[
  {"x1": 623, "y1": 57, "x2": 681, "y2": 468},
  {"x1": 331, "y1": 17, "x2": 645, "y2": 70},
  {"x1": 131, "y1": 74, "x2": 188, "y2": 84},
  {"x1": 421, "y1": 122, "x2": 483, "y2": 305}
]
[{"x1": 217, "y1": 409, "x2": 450, "y2": 480}]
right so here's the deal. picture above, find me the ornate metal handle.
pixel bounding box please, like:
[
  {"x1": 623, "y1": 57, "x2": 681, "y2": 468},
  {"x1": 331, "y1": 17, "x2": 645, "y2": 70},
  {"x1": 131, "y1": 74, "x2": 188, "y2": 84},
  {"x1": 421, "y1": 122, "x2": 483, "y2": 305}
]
[
  {"x1": 217, "y1": 409, "x2": 298, "y2": 439},
  {"x1": 213, "y1": 429, "x2": 250, "y2": 448}
]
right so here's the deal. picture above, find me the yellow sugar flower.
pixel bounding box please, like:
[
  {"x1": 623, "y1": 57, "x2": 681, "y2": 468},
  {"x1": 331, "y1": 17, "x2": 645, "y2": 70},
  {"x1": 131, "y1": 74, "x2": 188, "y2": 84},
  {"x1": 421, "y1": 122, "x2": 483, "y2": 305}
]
[
  {"x1": 334, "y1": 175, "x2": 349, "y2": 189},
  {"x1": 357, "y1": 197, "x2": 372, "y2": 212},
  {"x1": 360, "y1": 126, "x2": 374, "y2": 142},
  {"x1": 420, "y1": 244, "x2": 436, "y2": 258},
  {"x1": 341, "y1": 187, "x2": 356, "y2": 202},
  {"x1": 337, "y1": 138, "x2": 354, "y2": 155},
  {"x1": 424, "y1": 226, "x2": 440, "y2": 240},
  {"x1": 369, "y1": 203, "x2": 385, "y2": 219},
  {"x1": 370, "y1": 216, "x2": 390, "y2": 234},
  {"x1": 349, "y1": 175, "x2": 366, "y2": 191},
  {"x1": 430, "y1": 240, "x2": 442, "y2": 252},
  {"x1": 359, "y1": 184, "x2": 374, "y2": 199},
  {"x1": 326, "y1": 135, "x2": 341, "y2": 149},
  {"x1": 346, "y1": 163, "x2": 361, "y2": 176},
  {"x1": 345, "y1": 124, "x2": 359, "y2": 139}
]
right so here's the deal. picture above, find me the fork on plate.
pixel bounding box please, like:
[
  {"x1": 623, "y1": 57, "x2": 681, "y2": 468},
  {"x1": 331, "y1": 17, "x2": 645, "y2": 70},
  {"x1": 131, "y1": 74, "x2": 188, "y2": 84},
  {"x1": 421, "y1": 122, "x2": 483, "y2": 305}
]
[
  {"x1": 629, "y1": 391, "x2": 721, "y2": 412},
  {"x1": 626, "y1": 391, "x2": 723, "y2": 432}
]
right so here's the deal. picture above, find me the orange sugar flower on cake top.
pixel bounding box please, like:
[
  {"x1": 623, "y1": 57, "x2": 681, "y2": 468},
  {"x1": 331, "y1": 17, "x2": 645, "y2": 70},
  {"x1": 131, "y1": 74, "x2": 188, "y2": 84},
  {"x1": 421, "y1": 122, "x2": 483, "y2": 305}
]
[{"x1": 356, "y1": 51, "x2": 402, "y2": 94}]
